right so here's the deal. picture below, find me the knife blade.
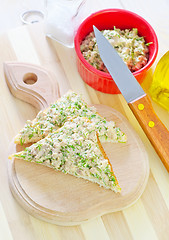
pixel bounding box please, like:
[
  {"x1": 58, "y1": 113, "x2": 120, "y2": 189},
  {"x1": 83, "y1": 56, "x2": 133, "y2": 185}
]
[{"x1": 93, "y1": 26, "x2": 169, "y2": 172}]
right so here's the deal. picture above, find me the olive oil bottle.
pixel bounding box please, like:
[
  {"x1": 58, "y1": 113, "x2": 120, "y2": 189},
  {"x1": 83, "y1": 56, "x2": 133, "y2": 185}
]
[{"x1": 149, "y1": 51, "x2": 169, "y2": 111}]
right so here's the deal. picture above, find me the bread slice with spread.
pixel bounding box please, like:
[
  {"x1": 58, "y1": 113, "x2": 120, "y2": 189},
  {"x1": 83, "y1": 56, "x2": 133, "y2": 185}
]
[
  {"x1": 10, "y1": 117, "x2": 121, "y2": 193},
  {"x1": 14, "y1": 91, "x2": 126, "y2": 145}
]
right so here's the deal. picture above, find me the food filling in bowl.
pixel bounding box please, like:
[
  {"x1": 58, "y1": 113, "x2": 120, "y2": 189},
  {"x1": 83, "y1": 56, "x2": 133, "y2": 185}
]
[{"x1": 80, "y1": 27, "x2": 150, "y2": 73}]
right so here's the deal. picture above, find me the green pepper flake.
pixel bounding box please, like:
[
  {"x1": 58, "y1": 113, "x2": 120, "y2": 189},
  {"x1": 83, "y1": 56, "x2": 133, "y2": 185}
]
[
  {"x1": 28, "y1": 133, "x2": 34, "y2": 139},
  {"x1": 146, "y1": 42, "x2": 153, "y2": 46},
  {"x1": 37, "y1": 144, "x2": 42, "y2": 150},
  {"x1": 49, "y1": 150, "x2": 53, "y2": 155},
  {"x1": 86, "y1": 164, "x2": 92, "y2": 169},
  {"x1": 110, "y1": 176, "x2": 116, "y2": 182},
  {"x1": 90, "y1": 114, "x2": 96, "y2": 118},
  {"x1": 70, "y1": 145, "x2": 75, "y2": 150},
  {"x1": 20, "y1": 137, "x2": 25, "y2": 145},
  {"x1": 20, "y1": 154, "x2": 26, "y2": 159}
]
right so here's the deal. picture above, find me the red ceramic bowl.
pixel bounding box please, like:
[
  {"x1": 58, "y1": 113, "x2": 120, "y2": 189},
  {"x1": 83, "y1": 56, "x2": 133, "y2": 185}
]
[{"x1": 74, "y1": 9, "x2": 158, "y2": 94}]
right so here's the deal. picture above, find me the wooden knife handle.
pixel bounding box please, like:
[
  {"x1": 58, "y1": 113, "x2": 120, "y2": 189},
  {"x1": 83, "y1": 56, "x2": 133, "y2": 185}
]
[{"x1": 128, "y1": 94, "x2": 169, "y2": 172}]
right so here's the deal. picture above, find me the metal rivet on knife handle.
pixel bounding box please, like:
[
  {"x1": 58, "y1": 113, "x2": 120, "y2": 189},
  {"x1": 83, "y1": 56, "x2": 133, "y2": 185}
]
[
  {"x1": 138, "y1": 104, "x2": 145, "y2": 110},
  {"x1": 138, "y1": 104, "x2": 155, "y2": 128},
  {"x1": 148, "y1": 121, "x2": 155, "y2": 128}
]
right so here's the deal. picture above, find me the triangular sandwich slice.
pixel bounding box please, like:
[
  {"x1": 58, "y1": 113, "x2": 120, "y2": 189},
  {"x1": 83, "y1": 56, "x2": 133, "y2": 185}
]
[
  {"x1": 10, "y1": 117, "x2": 121, "y2": 193},
  {"x1": 14, "y1": 91, "x2": 126, "y2": 145}
]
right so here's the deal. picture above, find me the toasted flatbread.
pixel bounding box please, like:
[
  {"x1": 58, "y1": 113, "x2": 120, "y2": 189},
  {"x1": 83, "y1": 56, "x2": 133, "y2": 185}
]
[
  {"x1": 10, "y1": 117, "x2": 121, "y2": 193},
  {"x1": 14, "y1": 91, "x2": 126, "y2": 145}
]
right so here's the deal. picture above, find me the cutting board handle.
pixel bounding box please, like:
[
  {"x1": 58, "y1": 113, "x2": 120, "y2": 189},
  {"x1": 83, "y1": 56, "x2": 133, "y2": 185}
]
[{"x1": 4, "y1": 62, "x2": 60, "y2": 110}]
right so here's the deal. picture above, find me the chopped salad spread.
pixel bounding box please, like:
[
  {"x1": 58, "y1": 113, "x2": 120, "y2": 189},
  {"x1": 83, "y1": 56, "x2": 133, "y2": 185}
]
[
  {"x1": 15, "y1": 91, "x2": 126, "y2": 145},
  {"x1": 80, "y1": 27, "x2": 150, "y2": 73},
  {"x1": 13, "y1": 117, "x2": 121, "y2": 192}
]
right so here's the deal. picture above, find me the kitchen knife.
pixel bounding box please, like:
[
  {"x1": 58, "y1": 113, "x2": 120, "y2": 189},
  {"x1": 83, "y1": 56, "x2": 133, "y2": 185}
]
[{"x1": 93, "y1": 26, "x2": 169, "y2": 172}]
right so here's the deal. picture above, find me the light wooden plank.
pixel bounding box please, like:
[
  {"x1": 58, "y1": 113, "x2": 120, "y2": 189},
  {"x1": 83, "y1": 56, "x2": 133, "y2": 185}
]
[
  {"x1": 102, "y1": 212, "x2": 133, "y2": 240},
  {"x1": 57, "y1": 226, "x2": 85, "y2": 240},
  {"x1": 81, "y1": 217, "x2": 110, "y2": 240},
  {"x1": 123, "y1": 199, "x2": 158, "y2": 240},
  {"x1": 30, "y1": 216, "x2": 61, "y2": 240},
  {"x1": 7, "y1": 26, "x2": 40, "y2": 64},
  {"x1": 85, "y1": 85, "x2": 101, "y2": 105},
  {"x1": 149, "y1": 156, "x2": 169, "y2": 211},
  {"x1": 0, "y1": 201, "x2": 13, "y2": 240},
  {"x1": 27, "y1": 24, "x2": 70, "y2": 97},
  {"x1": 49, "y1": 40, "x2": 91, "y2": 102},
  {"x1": 31, "y1": 215, "x2": 86, "y2": 240},
  {"x1": 141, "y1": 172, "x2": 169, "y2": 240}
]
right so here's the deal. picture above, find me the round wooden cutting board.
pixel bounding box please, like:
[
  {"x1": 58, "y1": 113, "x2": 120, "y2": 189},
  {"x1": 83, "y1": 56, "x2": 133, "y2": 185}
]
[{"x1": 8, "y1": 104, "x2": 149, "y2": 226}]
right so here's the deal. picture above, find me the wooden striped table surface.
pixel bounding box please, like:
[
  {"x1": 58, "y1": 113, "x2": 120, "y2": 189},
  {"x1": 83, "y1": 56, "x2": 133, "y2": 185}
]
[{"x1": 0, "y1": 0, "x2": 169, "y2": 239}]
